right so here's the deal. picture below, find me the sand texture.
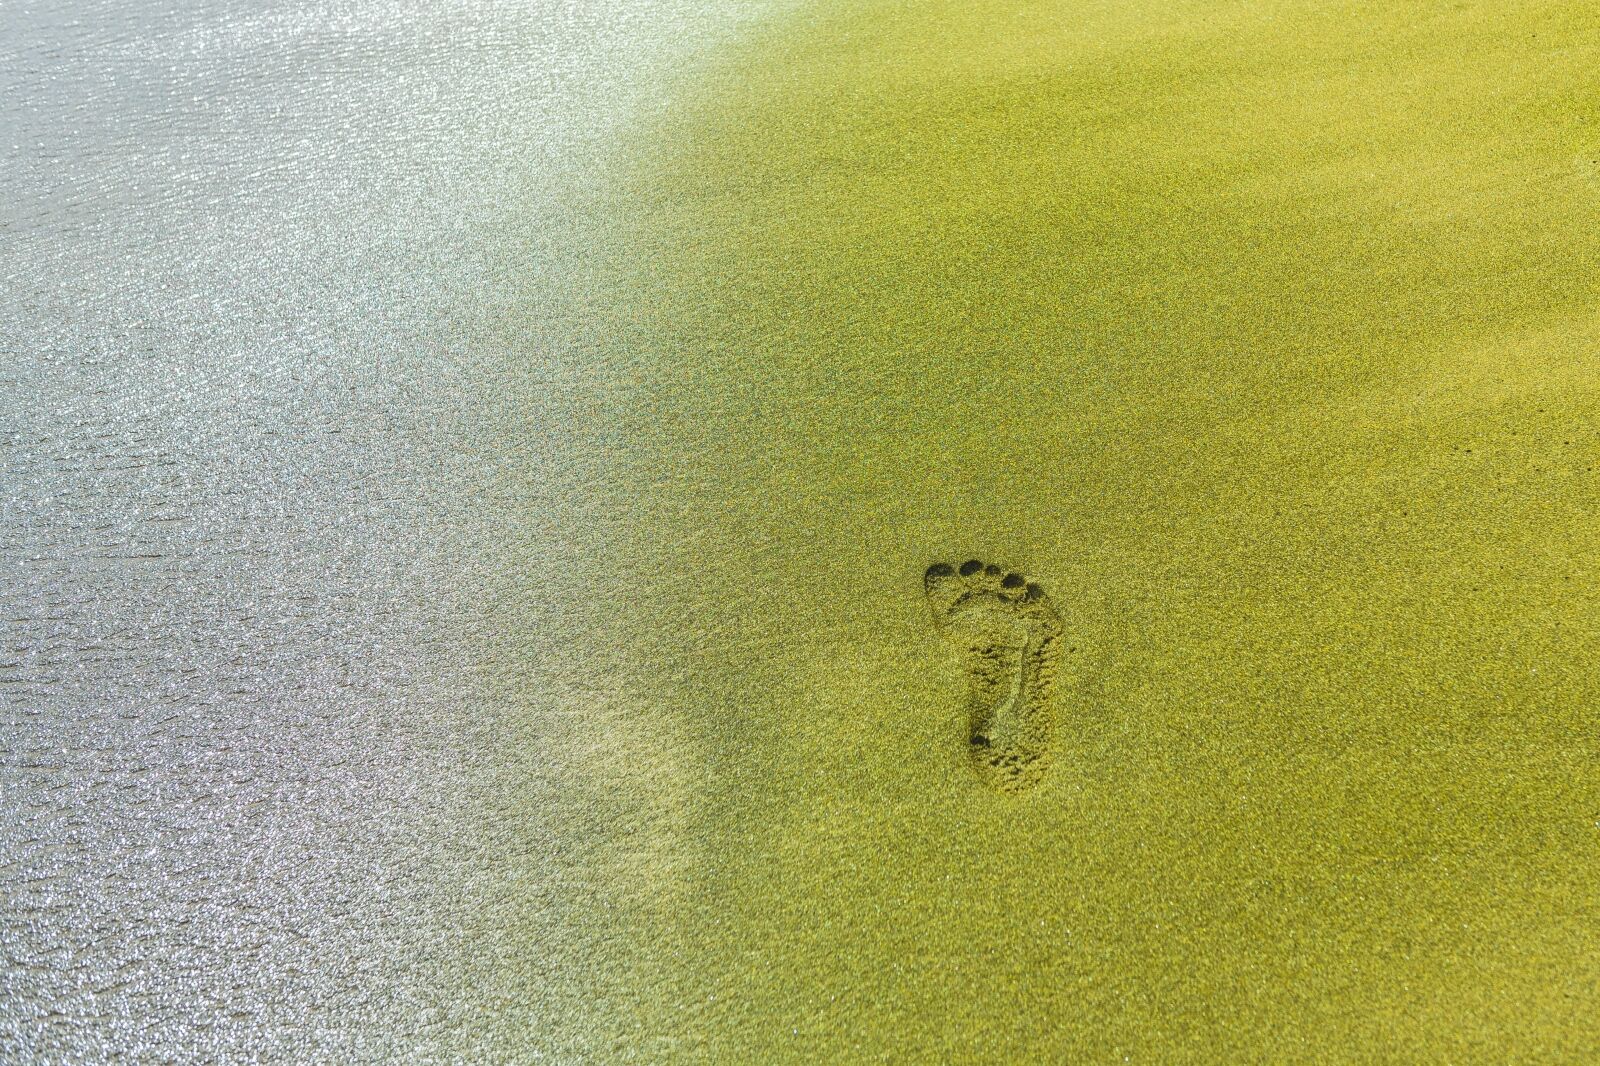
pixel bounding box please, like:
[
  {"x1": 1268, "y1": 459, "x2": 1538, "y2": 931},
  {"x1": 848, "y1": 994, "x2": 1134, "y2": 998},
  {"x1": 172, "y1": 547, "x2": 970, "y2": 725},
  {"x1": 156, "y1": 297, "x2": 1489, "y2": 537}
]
[
  {"x1": 6, "y1": 0, "x2": 1600, "y2": 1060},
  {"x1": 521, "y1": 0, "x2": 1600, "y2": 1059}
]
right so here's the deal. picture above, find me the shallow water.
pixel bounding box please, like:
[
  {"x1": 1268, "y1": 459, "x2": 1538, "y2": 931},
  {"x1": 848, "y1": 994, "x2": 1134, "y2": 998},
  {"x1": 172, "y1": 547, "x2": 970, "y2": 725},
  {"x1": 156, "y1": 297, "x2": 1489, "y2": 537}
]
[
  {"x1": 6, "y1": 0, "x2": 1600, "y2": 1060},
  {"x1": 0, "y1": 0, "x2": 776, "y2": 1058}
]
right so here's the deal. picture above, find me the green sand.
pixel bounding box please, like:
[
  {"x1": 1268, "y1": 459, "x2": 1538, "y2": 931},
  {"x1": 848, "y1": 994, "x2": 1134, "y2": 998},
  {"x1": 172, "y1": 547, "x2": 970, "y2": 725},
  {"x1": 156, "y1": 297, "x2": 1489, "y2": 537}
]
[{"x1": 505, "y1": 0, "x2": 1600, "y2": 1059}]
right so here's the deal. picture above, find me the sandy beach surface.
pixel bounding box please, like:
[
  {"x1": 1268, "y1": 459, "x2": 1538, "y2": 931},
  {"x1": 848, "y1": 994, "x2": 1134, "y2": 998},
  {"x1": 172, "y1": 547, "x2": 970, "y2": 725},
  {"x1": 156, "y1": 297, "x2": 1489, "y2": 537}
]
[
  {"x1": 5, "y1": 0, "x2": 1600, "y2": 1061},
  {"x1": 545, "y1": 1, "x2": 1600, "y2": 1059}
]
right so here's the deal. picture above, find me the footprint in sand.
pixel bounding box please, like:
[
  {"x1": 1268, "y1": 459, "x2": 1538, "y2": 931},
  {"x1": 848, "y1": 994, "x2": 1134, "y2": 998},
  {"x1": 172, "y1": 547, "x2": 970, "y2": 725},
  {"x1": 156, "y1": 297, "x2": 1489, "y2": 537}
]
[{"x1": 924, "y1": 559, "x2": 1064, "y2": 793}]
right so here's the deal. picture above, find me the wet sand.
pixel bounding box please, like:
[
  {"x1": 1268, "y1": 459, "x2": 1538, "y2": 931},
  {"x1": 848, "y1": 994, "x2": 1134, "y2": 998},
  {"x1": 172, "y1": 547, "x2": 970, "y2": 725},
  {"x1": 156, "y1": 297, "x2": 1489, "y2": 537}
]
[
  {"x1": 526, "y1": 0, "x2": 1600, "y2": 1058},
  {"x1": 6, "y1": 0, "x2": 1599, "y2": 1059}
]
